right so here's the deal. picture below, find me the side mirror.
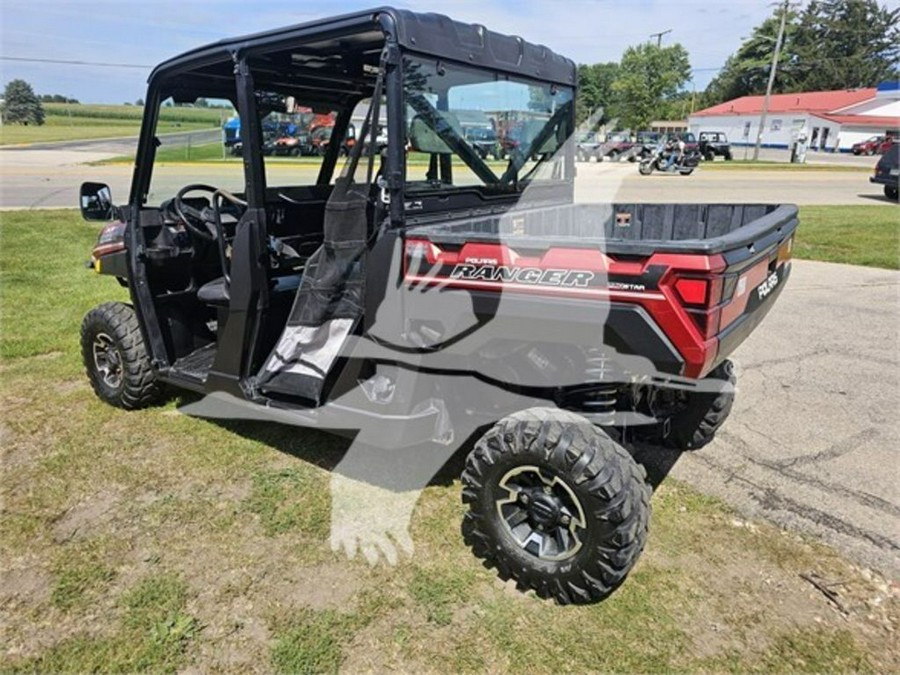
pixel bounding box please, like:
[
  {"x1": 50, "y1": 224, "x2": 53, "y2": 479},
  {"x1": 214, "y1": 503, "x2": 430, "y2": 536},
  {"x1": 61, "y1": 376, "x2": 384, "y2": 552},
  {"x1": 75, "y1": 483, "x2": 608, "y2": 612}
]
[{"x1": 80, "y1": 182, "x2": 115, "y2": 221}]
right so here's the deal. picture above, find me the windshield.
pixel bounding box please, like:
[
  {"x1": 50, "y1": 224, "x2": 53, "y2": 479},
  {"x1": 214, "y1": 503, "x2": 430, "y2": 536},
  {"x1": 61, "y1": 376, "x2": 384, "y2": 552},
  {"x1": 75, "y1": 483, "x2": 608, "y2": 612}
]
[{"x1": 403, "y1": 56, "x2": 574, "y2": 192}]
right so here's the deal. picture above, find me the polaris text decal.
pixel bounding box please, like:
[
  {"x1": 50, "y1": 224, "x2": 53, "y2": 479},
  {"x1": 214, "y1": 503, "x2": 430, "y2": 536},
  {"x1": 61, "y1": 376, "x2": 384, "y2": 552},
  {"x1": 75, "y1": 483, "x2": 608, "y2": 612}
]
[{"x1": 756, "y1": 270, "x2": 779, "y2": 300}]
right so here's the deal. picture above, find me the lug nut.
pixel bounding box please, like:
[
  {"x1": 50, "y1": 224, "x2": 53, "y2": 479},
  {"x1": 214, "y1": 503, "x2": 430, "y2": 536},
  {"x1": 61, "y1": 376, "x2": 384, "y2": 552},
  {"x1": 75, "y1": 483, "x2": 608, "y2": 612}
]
[
  {"x1": 518, "y1": 492, "x2": 530, "y2": 505},
  {"x1": 543, "y1": 486, "x2": 552, "y2": 494}
]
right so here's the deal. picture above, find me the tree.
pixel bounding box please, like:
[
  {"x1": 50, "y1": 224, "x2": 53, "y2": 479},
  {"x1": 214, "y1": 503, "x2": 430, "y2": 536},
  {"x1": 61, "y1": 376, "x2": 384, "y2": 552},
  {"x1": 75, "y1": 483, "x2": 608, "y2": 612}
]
[
  {"x1": 794, "y1": 0, "x2": 899, "y2": 90},
  {"x1": 611, "y1": 43, "x2": 691, "y2": 129},
  {"x1": 576, "y1": 62, "x2": 619, "y2": 128},
  {"x1": 135, "y1": 98, "x2": 144, "y2": 106},
  {"x1": 1, "y1": 79, "x2": 45, "y2": 125},
  {"x1": 705, "y1": 0, "x2": 898, "y2": 104}
]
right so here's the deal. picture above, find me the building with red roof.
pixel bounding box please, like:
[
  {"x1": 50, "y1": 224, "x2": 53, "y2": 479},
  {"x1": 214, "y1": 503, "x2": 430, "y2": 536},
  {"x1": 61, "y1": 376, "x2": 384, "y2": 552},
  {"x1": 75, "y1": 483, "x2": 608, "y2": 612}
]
[{"x1": 687, "y1": 82, "x2": 899, "y2": 153}]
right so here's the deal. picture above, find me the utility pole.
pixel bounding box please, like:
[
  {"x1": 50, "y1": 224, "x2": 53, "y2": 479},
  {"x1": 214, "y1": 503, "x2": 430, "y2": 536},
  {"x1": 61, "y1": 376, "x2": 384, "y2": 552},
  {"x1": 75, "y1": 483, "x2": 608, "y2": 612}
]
[
  {"x1": 753, "y1": 0, "x2": 789, "y2": 161},
  {"x1": 649, "y1": 29, "x2": 672, "y2": 47}
]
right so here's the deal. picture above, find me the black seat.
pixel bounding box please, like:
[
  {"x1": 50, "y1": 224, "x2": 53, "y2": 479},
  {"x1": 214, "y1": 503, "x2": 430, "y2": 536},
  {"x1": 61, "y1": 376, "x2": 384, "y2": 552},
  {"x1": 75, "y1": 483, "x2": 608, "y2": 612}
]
[
  {"x1": 197, "y1": 277, "x2": 230, "y2": 307},
  {"x1": 197, "y1": 274, "x2": 302, "y2": 308}
]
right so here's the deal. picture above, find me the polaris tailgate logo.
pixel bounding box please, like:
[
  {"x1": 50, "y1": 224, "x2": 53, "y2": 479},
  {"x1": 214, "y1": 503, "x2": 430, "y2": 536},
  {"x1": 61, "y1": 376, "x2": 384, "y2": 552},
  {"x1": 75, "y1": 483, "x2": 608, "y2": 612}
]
[
  {"x1": 450, "y1": 263, "x2": 596, "y2": 288},
  {"x1": 757, "y1": 270, "x2": 780, "y2": 300}
]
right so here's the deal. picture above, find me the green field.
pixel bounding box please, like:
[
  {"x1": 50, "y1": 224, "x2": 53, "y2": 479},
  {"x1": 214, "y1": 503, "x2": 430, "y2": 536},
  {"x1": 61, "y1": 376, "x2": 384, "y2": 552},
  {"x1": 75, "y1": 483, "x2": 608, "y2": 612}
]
[
  {"x1": 0, "y1": 208, "x2": 896, "y2": 672},
  {"x1": 0, "y1": 103, "x2": 227, "y2": 146},
  {"x1": 796, "y1": 205, "x2": 900, "y2": 269},
  {"x1": 99, "y1": 143, "x2": 509, "y2": 168},
  {"x1": 702, "y1": 159, "x2": 872, "y2": 172}
]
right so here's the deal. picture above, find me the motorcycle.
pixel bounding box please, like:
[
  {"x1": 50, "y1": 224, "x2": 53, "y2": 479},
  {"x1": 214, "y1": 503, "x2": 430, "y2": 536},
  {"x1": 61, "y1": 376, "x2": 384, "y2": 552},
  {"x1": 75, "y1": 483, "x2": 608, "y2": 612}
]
[{"x1": 638, "y1": 142, "x2": 700, "y2": 176}]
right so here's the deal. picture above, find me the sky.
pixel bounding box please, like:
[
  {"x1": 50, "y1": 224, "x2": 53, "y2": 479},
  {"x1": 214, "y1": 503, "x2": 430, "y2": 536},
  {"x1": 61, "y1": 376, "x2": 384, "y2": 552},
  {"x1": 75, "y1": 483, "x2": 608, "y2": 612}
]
[{"x1": 0, "y1": 0, "x2": 894, "y2": 104}]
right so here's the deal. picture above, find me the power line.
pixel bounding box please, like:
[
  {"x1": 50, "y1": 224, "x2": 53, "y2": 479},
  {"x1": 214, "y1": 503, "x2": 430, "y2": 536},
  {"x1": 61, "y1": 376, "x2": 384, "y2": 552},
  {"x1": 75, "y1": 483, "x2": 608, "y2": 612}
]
[
  {"x1": 0, "y1": 56, "x2": 151, "y2": 69},
  {"x1": 649, "y1": 29, "x2": 672, "y2": 47}
]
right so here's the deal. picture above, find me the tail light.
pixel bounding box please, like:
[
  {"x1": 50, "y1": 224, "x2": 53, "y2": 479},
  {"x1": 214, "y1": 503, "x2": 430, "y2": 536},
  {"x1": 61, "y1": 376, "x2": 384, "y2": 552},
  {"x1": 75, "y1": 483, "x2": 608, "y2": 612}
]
[{"x1": 674, "y1": 274, "x2": 724, "y2": 339}]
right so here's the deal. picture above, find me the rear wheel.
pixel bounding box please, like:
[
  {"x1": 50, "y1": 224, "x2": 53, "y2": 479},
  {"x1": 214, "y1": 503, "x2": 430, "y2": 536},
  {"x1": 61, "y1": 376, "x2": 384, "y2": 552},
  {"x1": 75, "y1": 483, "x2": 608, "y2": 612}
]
[
  {"x1": 461, "y1": 408, "x2": 651, "y2": 605},
  {"x1": 664, "y1": 360, "x2": 736, "y2": 450},
  {"x1": 884, "y1": 185, "x2": 899, "y2": 200},
  {"x1": 680, "y1": 168, "x2": 695, "y2": 176},
  {"x1": 81, "y1": 302, "x2": 163, "y2": 410}
]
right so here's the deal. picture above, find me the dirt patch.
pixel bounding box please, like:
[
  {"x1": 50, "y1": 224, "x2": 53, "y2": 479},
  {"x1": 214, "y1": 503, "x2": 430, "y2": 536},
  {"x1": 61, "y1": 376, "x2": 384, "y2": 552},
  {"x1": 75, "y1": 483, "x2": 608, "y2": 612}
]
[
  {"x1": 188, "y1": 600, "x2": 273, "y2": 673},
  {"x1": 666, "y1": 535, "x2": 899, "y2": 667},
  {"x1": 0, "y1": 422, "x2": 27, "y2": 470},
  {"x1": 0, "y1": 561, "x2": 53, "y2": 610},
  {"x1": 340, "y1": 608, "x2": 435, "y2": 673},
  {"x1": 264, "y1": 562, "x2": 361, "y2": 612},
  {"x1": 52, "y1": 489, "x2": 122, "y2": 543}
]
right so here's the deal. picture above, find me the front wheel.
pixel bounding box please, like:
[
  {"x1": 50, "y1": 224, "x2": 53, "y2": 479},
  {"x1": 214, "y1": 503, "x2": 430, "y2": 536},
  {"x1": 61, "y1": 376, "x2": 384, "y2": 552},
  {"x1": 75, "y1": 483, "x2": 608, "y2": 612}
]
[
  {"x1": 638, "y1": 161, "x2": 654, "y2": 175},
  {"x1": 81, "y1": 302, "x2": 163, "y2": 410},
  {"x1": 461, "y1": 408, "x2": 651, "y2": 605}
]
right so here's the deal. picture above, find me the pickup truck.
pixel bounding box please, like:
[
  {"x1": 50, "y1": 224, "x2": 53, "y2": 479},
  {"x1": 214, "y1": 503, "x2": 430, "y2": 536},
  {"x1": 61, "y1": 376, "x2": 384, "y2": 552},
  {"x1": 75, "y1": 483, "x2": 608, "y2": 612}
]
[
  {"x1": 576, "y1": 131, "x2": 603, "y2": 162},
  {"x1": 77, "y1": 7, "x2": 796, "y2": 606},
  {"x1": 600, "y1": 131, "x2": 635, "y2": 161},
  {"x1": 698, "y1": 131, "x2": 733, "y2": 161}
]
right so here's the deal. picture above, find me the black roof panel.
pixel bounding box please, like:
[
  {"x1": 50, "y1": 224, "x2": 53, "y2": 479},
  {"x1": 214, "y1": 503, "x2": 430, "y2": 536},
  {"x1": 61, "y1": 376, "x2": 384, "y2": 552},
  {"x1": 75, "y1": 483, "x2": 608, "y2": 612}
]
[{"x1": 148, "y1": 7, "x2": 575, "y2": 86}]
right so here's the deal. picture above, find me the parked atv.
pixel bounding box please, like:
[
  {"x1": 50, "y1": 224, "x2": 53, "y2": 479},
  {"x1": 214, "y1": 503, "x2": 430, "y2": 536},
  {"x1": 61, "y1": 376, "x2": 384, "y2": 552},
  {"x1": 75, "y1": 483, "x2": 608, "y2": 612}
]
[
  {"x1": 77, "y1": 7, "x2": 796, "y2": 606},
  {"x1": 639, "y1": 141, "x2": 701, "y2": 175}
]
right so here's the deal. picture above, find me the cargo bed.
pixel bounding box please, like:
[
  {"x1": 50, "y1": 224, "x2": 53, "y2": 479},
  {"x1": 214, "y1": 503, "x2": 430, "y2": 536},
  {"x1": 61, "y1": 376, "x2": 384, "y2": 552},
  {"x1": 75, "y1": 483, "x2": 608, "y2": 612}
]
[
  {"x1": 403, "y1": 202, "x2": 799, "y2": 379},
  {"x1": 407, "y1": 203, "x2": 798, "y2": 262}
]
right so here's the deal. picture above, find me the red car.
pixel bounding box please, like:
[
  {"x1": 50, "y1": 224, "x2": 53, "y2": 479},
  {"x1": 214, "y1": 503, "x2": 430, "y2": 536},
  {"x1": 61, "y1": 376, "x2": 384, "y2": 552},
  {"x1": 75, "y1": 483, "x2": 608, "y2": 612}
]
[{"x1": 852, "y1": 135, "x2": 893, "y2": 156}]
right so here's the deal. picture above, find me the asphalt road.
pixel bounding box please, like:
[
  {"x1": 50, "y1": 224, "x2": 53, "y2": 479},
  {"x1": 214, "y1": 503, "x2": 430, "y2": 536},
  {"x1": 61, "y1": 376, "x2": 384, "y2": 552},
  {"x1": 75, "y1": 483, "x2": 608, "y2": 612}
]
[
  {"x1": 0, "y1": 148, "x2": 890, "y2": 209},
  {"x1": 0, "y1": 141, "x2": 897, "y2": 578},
  {"x1": 636, "y1": 259, "x2": 900, "y2": 578}
]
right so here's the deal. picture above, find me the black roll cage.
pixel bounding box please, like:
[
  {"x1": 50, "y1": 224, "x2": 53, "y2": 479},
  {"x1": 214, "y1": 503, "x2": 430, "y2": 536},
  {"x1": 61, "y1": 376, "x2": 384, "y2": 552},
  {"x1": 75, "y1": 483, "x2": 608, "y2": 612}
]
[{"x1": 122, "y1": 8, "x2": 576, "y2": 392}]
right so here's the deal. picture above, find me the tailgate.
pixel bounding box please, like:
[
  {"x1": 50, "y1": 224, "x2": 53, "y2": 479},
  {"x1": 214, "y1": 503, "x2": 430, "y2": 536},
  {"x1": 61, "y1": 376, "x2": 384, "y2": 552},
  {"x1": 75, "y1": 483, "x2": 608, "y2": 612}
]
[{"x1": 714, "y1": 220, "x2": 797, "y2": 363}]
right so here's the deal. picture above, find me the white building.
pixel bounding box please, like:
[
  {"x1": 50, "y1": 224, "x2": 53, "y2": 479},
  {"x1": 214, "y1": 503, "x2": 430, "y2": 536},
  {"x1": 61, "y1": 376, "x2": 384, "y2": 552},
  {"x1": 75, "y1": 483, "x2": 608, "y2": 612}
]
[{"x1": 688, "y1": 81, "x2": 899, "y2": 153}]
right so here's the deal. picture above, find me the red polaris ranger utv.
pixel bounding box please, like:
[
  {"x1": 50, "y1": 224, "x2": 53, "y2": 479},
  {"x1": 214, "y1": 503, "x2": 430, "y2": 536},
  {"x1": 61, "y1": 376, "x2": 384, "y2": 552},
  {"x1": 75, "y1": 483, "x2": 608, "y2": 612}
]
[{"x1": 78, "y1": 7, "x2": 797, "y2": 604}]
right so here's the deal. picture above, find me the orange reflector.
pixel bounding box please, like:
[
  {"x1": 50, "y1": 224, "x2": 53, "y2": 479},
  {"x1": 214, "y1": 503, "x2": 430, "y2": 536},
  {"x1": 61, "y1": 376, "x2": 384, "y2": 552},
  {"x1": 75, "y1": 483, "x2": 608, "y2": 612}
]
[{"x1": 675, "y1": 278, "x2": 708, "y2": 306}]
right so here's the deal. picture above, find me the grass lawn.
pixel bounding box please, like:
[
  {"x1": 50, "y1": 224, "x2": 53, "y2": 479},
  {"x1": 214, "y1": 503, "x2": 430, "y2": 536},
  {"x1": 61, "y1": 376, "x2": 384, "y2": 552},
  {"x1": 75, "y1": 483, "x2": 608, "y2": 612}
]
[
  {"x1": 0, "y1": 209, "x2": 897, "y2": 672},
  {"x1": 797, "y1": 205, "x2": 899, "y2": 269},
  {"x1": 0, "y1": 103, "x2": 226, "y2": 146},
  {"x1": 97, "y1": 144, "x2": 510, "y2": 168},
  {"x1": 702, "y1": 160, "x2": 872, "y2": 172}
]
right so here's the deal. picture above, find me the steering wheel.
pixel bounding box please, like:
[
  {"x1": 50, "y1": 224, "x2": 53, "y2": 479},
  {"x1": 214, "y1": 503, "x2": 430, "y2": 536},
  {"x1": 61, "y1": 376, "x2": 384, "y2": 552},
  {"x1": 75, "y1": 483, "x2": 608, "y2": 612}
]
[{"x1": 173, "y1": 183, "x2": 222, "y2": 241}]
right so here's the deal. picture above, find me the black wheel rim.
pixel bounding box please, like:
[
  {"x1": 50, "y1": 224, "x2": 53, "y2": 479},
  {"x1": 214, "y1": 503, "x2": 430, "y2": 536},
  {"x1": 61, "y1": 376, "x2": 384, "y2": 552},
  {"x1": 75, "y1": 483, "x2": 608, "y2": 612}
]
[
  {"x1": 92, "y1": 332, "x2": 123, "y2": 389},
  {"x1": 495, "y1": 466, "x2": 586, "y2": 561}
]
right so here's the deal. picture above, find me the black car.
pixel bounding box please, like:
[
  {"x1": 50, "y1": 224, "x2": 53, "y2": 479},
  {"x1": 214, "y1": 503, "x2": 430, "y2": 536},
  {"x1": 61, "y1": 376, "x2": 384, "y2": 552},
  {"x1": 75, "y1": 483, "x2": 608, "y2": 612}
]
[
  {"x1": 698, "y1": 131, "x2": 732, "y2": 161},
  {"x1": 464, "y1": 127, "x2": 499, "y2": 160},
  {"x1": 870, "y1": 143, "x2": 899, "y2": 200}
]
